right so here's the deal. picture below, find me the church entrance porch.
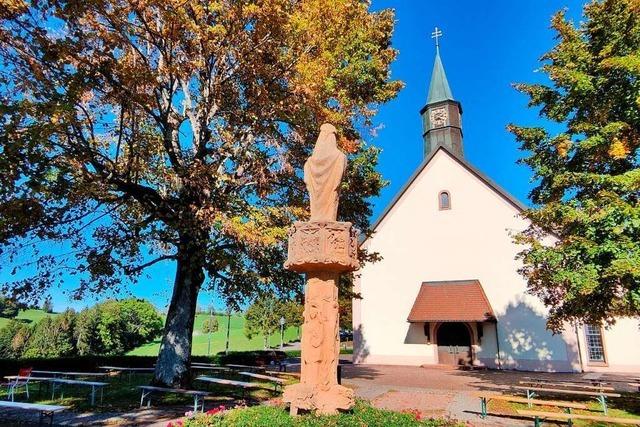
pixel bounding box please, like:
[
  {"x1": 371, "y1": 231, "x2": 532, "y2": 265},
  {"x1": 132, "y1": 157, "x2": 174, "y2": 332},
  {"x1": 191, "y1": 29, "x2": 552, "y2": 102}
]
[{"x1": 435, "y1": 322, "x2": 472, "y2": 366}]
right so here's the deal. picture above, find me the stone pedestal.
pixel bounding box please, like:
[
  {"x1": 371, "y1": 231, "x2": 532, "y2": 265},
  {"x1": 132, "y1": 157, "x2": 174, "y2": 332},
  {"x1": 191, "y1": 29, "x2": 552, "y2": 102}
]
[{"x1": 282, "y1": 221, "x2": 358, "y2": 415}]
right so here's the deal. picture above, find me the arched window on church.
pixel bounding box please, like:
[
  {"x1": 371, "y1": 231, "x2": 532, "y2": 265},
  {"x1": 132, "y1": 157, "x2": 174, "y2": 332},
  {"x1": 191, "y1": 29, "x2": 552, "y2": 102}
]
[{"x1": 439, "y1": 191, "x2": 451, "y2": 210}]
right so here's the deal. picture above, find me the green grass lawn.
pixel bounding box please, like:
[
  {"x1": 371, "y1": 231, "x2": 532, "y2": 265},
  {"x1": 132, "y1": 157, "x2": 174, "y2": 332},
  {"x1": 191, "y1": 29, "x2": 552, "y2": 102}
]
[
  {"x1": 0, "y1": 371, "x2": 291, "y2": 414},
  {"x1": 128, "y1": 313, "x2": 300, "y2": 356},
  {"x1": 0, "y1": 309, "x2": 56, "y2": 329}
]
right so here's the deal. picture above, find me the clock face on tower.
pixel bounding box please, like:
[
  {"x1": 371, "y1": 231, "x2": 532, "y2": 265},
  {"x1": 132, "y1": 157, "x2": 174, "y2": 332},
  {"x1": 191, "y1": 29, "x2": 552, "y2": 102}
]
[{"x1": 429, "y1": 107, "x2": 448, "y2": 128}]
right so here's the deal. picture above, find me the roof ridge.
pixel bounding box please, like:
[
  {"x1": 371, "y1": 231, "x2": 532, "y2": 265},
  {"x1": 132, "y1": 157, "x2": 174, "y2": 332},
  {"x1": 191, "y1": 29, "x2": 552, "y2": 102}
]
[{"x1": 362, "y1": 145, "x2": 527, "y2": 242}]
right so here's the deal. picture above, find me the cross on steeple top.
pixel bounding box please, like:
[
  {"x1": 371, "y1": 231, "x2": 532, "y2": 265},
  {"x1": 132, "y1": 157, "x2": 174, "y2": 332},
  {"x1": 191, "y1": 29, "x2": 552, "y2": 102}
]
[{"x1": 431, "y1": 27, "x2": 443, "y2": 52}]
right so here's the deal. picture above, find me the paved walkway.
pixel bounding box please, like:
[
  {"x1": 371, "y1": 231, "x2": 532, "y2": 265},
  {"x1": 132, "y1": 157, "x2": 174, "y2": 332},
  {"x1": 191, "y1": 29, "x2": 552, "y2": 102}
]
[{"x1": 341, "y1": 364, "x2": 639, "y2": 426}]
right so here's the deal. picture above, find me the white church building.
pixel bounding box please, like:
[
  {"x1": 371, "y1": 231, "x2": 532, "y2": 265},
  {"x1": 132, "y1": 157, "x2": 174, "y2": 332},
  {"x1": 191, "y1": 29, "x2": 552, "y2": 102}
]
[{"x1": 352, "y1": 46, "x2": 640, "y2": 373}]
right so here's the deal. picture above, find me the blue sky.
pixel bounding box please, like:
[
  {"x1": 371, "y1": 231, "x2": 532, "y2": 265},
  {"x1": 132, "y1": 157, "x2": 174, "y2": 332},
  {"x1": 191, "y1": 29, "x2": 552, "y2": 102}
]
[{"x1": 10, "y1": 0, "x2": 588, "y2": 312}]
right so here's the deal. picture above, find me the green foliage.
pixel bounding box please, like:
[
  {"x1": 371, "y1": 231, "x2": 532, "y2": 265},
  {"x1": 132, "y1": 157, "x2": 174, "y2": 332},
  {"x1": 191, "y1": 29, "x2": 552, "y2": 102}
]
[
  {"x1": 0, "y1": 297, "x2": 20, "y2": 319},
  {"x1": 202, "y1": 316, "x2": 219, "y2": 334},
  {"x1": 0, "y1": 299, "x2": 162, "y2": 358},
  {"x1": 180, "y1": 401, "x2": 458, "y2": 427},
  {"x1": 41, "y1": 296, "x2": 53, "y2": 314},
  {"x1": 0, "y1": 320, "x2": 30, "y2": 358},
  {"x1": 22, "y1": 309, "x2": 76, "y2": 358},
  {"x1": 244, "y1": 296, "x2": 286, "y2": 349},
  {"x1": 89, "y1": 299, "x2": 163, "y2": 355},
  {"x1": 280, "y1": 300, "x2": 303, "y2": 329},
  {"x1": 509, "y1": 0, "x2": 640, "y2": 330}
]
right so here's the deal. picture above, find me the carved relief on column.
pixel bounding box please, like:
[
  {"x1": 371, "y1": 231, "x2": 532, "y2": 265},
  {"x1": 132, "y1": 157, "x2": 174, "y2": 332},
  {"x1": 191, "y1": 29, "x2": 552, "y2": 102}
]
[{"x1": 285, "y1": 221, "x2": 359, "y2": 273}]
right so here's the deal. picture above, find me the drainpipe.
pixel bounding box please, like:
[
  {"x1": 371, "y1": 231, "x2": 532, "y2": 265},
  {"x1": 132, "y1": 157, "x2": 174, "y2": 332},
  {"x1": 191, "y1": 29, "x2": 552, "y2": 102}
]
[
  {"x1": 574, "y1": 323, "x2": 585, "y2": 373},
  {"x1": 494, "y1": 320, "x2": 503, "y2": 370}
]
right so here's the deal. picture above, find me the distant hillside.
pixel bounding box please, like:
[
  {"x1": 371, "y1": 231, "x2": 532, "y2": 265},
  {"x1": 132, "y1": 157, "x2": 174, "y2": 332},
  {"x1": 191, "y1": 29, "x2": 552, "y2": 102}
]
[
  {"x1": 0, "y1": 309, "x2": 57, "y2": 329},
  {"x1": 0, "y1": 309, "x2": 300, "y2": 356},
  {"x1": 128, "y1": 312, "x2": 300, "y2": 356}
]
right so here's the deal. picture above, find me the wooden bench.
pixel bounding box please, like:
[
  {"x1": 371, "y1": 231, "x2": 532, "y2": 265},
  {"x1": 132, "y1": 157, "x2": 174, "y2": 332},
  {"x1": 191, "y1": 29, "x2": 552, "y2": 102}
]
[
  {"x1": 520, "y1": 380, "x2": 615, "y2": 391},
  {"x1": 238, "y1": 371, "x2": 286, "y2": 391},
  {"x1": 196, "y1": 375, "x2": 269, "y2": 398},
  {"x1": 477, "y1": 394, "x2": 587, "y2": 419},
  {"x1": 224, "y1": 364, "x2": 266, "y2": 372},
  {"x1": 517, "y1": 409, "x2": 640, "y2": 426},
  {"x1": 138, "y1": 386, "x2": 210, "y2": 412},
  {"x1": 0, "y1": 401, "x2": 67, "y2": 426},
  {"x1": 265, "y1": 370, "x2": 300, "y2": 379},
  {"x1": 512, "y1": 385, "x2": 621, "y2": 415}
]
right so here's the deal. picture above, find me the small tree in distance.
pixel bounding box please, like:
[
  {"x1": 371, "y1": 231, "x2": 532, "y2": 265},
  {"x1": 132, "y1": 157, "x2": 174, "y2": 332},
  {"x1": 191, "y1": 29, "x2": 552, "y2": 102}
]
[
  {"x1": 244, "y1": 295, "x2": 283, "y2": 350},
  {"x1": 42, "y1": 297, "x2": 54, "y2": 314},
  {"x1": 202, "y1": 317, "x2": 219, "y2": 334}
]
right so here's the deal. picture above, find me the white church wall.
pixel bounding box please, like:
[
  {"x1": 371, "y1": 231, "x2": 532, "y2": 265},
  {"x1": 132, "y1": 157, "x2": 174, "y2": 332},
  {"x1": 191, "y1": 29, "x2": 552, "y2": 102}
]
[
  {"x1": 575, "y1": 318, "x2": 640, "y2": 373},
  {"x1": 353, "y1": 149, "x2": 588, "y2": 371}
]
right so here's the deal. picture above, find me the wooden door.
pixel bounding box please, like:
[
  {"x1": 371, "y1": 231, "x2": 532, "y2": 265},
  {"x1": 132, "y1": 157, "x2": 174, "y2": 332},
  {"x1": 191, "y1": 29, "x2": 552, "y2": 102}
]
[{"x1": 436, "y1": 323, "x2": 472, "y2": 366}]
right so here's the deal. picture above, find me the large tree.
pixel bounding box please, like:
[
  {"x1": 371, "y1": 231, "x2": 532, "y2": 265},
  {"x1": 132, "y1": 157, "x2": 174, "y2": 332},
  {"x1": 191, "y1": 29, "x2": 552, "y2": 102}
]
[
  {"x1": 510, "y1": 0, "x2": 640, "y2": 332},
  {"x1": 0, "y1": 0, "x2": 399, "y2": 385}
]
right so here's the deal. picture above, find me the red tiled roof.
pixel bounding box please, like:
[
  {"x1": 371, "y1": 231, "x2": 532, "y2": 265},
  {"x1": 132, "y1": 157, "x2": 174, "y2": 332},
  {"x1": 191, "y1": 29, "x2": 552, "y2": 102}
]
[{"x1": 407, "y1": 280, "x2": 495, "y2": 322}]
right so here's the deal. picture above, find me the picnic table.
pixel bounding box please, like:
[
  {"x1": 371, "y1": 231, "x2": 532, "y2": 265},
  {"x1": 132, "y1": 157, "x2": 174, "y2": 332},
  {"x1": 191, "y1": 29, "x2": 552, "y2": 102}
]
[
  {"x1": 4, "y1": 376, "x2": 107, "y2": 406},
  {"x1": 0, "y1": 400, "x2": 67, "y2": 426},
  {"x1": 477, "y1": 393, "x2": 587, "y2": 419},
  {"x1": 238, "y1": 371, "x2": 286, "y2": 391},
  {"x1": 138, "y1": 386, "x2": 210, "y2": 412},
  {"x1": 99, "y1": 366, "x2": 155, "y2": 372},
  {"x1": 196, "y1": 375, "x2": 269, "y2": 398},
  {"x1": 32, "y1": 370, "x2": 107, "y2": 378},
  {"x1": 513, "y1": 384, "x2": 621, "y2": 415},
  {"x1": 190, "y1": 364, "x2": 230, "y2": 372},
  {"x1": 99, "y1": 366, "x2": 155, "y2": 381},
  {"x1": 223, "y1": 364, "x2": 266, "y2": 372},
  {"x1": 517, "y1": 409, "x2": 640, "y2": 426}
]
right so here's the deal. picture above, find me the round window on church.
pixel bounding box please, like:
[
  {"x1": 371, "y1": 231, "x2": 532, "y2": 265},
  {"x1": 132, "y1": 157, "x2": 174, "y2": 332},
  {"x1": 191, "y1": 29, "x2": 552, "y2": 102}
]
[{"x1": 439, "y1": 191, "x2": 451, "y2": 210}]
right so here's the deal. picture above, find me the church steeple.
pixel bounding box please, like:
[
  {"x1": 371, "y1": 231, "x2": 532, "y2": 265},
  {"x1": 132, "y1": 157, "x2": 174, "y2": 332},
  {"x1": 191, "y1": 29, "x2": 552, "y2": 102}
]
[{"x1": 420, "y1": 28, "x2": 463, "y2": 158}]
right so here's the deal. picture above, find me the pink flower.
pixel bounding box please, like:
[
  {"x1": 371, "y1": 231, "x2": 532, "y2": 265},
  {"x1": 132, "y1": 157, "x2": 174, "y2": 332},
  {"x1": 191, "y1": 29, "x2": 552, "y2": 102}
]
[
  {"x1": 206, "y1": 405, "x2": 226, "y2": 415},
  {"x1": 184, "y1": 411, "x2": 194, "y2": 418}
]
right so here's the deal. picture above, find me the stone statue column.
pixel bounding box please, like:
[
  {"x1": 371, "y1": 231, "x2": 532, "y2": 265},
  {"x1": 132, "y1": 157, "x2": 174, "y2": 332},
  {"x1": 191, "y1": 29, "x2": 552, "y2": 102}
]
[{"x1": 282, "y1": 124, "x2": 357, "y2": 415}]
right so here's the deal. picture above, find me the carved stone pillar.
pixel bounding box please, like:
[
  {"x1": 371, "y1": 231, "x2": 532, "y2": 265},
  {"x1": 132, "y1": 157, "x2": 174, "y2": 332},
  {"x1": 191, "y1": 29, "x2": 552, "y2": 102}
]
[{"x1": 282, "y1": 221, "x2": 358, "y2": 415}]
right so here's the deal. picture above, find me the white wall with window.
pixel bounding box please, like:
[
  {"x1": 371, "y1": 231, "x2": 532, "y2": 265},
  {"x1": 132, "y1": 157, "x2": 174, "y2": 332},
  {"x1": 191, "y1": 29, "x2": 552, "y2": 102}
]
[{"x1": 576, "y1": 318, "x2": 640, "y2": 372}]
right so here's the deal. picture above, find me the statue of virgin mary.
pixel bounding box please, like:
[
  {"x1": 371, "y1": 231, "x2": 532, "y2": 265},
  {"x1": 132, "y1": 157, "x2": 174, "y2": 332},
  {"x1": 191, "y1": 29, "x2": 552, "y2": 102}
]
[{"x1": 303, "y1": 124, "x2": 347, "y2": 222}]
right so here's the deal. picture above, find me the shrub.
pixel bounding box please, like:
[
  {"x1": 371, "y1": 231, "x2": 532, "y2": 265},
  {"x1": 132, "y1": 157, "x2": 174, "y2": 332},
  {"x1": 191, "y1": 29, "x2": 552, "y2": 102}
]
[
  {"x1": 179, "y1": 401, "x2": 461, "y2": 427},
  {"x1": 75, "y1": 306, "x2": 104, "y2": 356},
  {"x1": 22, "y1": 309, "x2": 76, "y2": 358},
  {"x1": 202, "y1": 317, "x2": 219, "y2": 334},
  {"x1": 77, "y1": 298, "x2": 163, "y2": 356},
  {"x1": 0, "y1": 297, "x2": 21, "y2": 319},
  {"x1": 0, "y1": 320, "x2": 31, "y2": 358}
]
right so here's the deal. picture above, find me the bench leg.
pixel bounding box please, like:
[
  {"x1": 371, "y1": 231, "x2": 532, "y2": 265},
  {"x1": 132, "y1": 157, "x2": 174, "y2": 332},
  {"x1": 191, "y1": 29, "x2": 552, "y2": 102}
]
[
  {"x1": 526, "y1": 389, "x2": 536, "y2": 408},
  {"x1": 565, "y1": 408, "x2": 573, "y2": 427},
  {"x1": 534, "y1": 416, "x2": 541, "y2": 427},
  {"x1": 90, "y1": 385, "x2": 96, "y2": 406},
  {"x1": 39, "y1": 410, "x2": 54, "y2": 427},
  {"x1": 480, "y1": 397, "x2": 487, "y2": 419},
  {"x1": 140, "y1": 390, "x2": 152, "y2": 408},
  {"x1": 597, "y1": 395, "x2": 607, "y2": 415}
]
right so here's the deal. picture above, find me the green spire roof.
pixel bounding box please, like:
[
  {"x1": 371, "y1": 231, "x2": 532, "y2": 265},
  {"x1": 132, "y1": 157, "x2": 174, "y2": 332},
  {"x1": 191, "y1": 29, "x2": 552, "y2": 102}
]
[{"x1": 427, "y1": 50, "x2": 454, "y2": 104}]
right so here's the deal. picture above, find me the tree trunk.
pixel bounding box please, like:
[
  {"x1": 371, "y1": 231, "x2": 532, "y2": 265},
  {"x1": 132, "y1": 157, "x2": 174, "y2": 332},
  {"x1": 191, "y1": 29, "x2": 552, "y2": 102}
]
[{"x1": 153, "y1": 237, "x2": 205, "y2": 387}]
